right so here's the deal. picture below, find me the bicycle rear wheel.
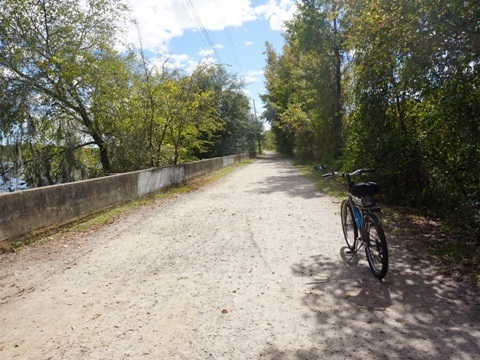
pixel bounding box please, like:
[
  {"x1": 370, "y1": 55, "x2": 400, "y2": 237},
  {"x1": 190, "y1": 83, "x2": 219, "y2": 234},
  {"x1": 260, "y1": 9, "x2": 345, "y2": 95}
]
[
  {"x1": 364, "y1": 213, "x2": 388, "y2": 279},
  {"x1": 341, "y1": 200, "x2": 357, "y2": 250}
]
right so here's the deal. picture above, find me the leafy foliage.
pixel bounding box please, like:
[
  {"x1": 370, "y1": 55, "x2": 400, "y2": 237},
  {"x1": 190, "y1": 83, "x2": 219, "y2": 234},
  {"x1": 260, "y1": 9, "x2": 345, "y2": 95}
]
[
  {"x1": 0, "y1": 0, "x2": 261, "y2": 189},
  {"x1": 0, "y1": 0, "x2": 130, "y2": 179},
  {"x1": 262, "y1": 0, "x2": 480, "y2": 239},
  {"x1": 262, "y1": 0, "x2": 346, "y2": 160},
  {"x1": 206, "y1": 67, "x2": 263, "y2": 157}
]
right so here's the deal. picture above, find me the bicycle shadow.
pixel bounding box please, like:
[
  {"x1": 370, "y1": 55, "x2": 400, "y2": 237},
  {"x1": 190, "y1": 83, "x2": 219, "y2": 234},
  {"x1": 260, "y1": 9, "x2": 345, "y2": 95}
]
[
  {"x1": 269, "y1": 243, "x2": 480, "y2": 360},
  {"x1": 339, "y1": 246, "x2": 359, "y2": 268},
  {"x1": 302, "y1": 247, "x2": 392, "y2": 308},
  {"x1": 337, "y1": 246, "x2": 393, "y2": 309}
]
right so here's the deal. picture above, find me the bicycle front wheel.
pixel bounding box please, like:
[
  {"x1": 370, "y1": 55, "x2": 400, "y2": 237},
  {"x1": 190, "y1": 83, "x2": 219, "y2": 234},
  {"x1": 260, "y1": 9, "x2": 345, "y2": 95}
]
[
  {"x1": 364, "y1": 214, "x2": 388, "y2": 279},
  {"x1": 341, "y1": 200, "x2": 357, "y2": 250}
]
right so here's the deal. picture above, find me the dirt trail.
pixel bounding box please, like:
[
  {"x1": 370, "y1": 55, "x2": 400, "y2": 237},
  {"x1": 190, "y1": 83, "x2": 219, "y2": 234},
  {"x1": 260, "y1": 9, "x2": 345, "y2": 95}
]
[{"x1": 0, "y1": 153, "x2": 479, "y2": 359}]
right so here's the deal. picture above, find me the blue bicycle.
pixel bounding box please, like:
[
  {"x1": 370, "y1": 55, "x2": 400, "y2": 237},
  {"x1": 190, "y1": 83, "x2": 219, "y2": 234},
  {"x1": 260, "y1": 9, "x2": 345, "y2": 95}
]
[{"x1": 315, "y1": 166, "x2": 389, "y2": 279}]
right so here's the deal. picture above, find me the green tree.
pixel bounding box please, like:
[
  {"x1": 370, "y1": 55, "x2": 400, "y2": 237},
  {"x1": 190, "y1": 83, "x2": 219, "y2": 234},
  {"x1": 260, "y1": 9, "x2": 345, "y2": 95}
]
[
  {"x1": 261, "y1": 42, "x2": 296, "y2": 155},
  {"x1": 162, "y1": 64, "x2": 223, "y2": 164},
  {"x1": 345, "y1": 0, "x2": 480, "y2": 231},
  {"x1": 0, "y1": 73, "x2": 29, "y2": 189},
  {"x1": 0, "y1": 0, "x2": 130, "y2": 176},
  {"x1": 263, "y1": 0, "x2": 480, "y2": 235},
  {"x1": 207, "y1": 69, "x2": 259, "y2": 157},
  {"x1": 125, "y1": 38, "x2": 174, "y2": 170},
  {"x1": 262, "y1": 0, "x2": 348, "y2": 160}
]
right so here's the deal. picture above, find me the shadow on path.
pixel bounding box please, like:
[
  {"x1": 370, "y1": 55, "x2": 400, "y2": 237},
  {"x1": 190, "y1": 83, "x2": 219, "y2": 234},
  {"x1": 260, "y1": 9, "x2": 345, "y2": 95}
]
[
  {"x1": 251, "y1": 152, "x2": 324, "y2": 200},
  {"x1": 262, "y1": 241, "x2": 480, "y2": 359},
  {"x1": 254, "y1": 154, "x2": 480, "y2": 359}
]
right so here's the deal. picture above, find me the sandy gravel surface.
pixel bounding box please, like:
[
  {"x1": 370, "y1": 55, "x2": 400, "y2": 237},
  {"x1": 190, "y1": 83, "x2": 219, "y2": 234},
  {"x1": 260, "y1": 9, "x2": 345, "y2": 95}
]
[{"x1": 0, "y1": 153, "x2": 479, "y2": 359}]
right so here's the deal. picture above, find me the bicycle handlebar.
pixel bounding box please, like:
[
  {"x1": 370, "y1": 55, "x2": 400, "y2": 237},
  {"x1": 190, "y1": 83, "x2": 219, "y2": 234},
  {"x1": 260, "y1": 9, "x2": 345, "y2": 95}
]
[
  {"x1": 314, "y1": 165, "x2": 375, "y2": 179},
  {"x1": 322, "y1": 172, "x2": 338, "y2": 178},
  {"x1": 345, "y1": 169, "x2": 375, "y2": 177}
]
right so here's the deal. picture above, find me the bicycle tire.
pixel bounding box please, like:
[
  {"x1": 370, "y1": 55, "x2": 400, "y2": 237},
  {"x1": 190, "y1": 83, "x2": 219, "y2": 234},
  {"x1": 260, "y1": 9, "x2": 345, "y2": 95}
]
[
  {"x1": 364, "y1": 213, "x2": 388, "y2": 279},
  {"x1": 341, "y1": 200, "x2": 357, "y2": 250}
]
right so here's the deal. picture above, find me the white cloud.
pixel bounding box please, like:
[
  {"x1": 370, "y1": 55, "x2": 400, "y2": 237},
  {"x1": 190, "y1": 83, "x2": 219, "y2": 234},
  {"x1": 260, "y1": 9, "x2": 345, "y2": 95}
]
[
  {"x1": 128, "y1": 0, "x2": 255, "y2": 51},
  {"x1": 182, "y1": 0, "x2": 258, "y2": 30},
  {"x1": 127, "y1": 0, "x2": 189, "y2": 52},
  {"x1": 255, "y1": 0, "x2": 297, "y2": 32},
  {"x1": 242, "y1": 70, "x2": 264, "y2": 85},
  {"x1": 149, "y1": 53, "x2": 219, "y2": 75},
  {"x1": 245, "y1": 41, "x2": 253, "y2": 46},
  {"x1": 127, "y1": 0, "x2": 296, "y2": 52},
  {"x1": 198, "y1": 48, "x2": 214, "y2": 58},
  {"x1": 148, "y1": 53, "x2": 193, "y2": 72}
]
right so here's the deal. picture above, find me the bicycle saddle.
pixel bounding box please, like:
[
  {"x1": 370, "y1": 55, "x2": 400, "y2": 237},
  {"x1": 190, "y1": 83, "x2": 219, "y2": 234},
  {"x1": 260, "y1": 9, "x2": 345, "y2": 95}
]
[{"x1": 350, "y1": 182, "x2": 380, "y2": 196}]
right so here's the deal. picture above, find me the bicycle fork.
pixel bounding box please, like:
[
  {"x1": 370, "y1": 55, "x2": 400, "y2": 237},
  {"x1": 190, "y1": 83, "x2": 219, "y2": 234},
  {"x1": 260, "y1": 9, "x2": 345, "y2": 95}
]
[
  {"x1": 346, "y1": 207, "x2": 365, "y2": 263},
  {"x1": 346, "y1": 238, "x2": 364, "y2": 263}
]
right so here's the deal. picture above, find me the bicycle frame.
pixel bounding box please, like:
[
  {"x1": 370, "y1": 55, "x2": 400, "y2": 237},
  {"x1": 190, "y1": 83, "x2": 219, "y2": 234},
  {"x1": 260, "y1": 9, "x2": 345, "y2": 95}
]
[
  {"x1": 348, "y1": 193, "x2": 381, "y2": 251},
  {"x1": 316, "y1": 165, "x2": 388, "y2": 279}
]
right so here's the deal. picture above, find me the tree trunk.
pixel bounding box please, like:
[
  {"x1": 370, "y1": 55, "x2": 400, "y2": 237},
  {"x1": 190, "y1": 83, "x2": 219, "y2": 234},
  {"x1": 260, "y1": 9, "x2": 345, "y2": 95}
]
[
  {"x1": 332, "y1": 17, "x2": 343, "y2": 146},
  {"x1": 74, "y1": 97, "x2": 112, "y2": 174}
]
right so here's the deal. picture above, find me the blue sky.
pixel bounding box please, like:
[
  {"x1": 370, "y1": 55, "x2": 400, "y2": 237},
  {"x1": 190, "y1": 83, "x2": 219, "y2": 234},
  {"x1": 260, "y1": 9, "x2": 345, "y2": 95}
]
[{"x1": 126, "y1": 0, "x2": 298, "y2": 123}]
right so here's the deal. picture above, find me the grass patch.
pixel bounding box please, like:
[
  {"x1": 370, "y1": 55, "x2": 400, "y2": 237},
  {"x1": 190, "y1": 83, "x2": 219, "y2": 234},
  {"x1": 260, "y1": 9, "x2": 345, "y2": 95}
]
[
  {"x1": 1, "y1": 161, "x2": 252, "y2": 253},
  {"x1": 295, "y1": 162, "x2": 348, "y2": 198}
]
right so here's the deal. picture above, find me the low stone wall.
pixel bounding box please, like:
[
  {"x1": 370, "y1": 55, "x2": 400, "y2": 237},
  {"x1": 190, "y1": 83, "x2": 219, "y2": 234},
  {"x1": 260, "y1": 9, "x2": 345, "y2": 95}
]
[{"x1": 0, "y1": 153, "x2": 253, "y2": 243}]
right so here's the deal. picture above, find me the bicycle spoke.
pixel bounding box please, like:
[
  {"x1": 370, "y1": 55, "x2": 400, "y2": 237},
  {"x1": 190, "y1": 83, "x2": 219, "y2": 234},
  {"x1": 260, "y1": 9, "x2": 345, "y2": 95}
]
[
  {"x1": 341, "y1": 200, "x2": 357, "y2": 250},
  {"x1": 364, "y1": 214, "x2": 388, "y2": 279},
  {"x1": 320, "y1": 167, "x2": 388, "y2": 279}
]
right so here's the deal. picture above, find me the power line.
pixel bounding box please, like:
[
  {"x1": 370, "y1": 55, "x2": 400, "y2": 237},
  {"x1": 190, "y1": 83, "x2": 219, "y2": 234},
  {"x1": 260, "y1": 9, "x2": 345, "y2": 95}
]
[
  {"x1": 182, "y1": 0, "x2": 223, "y2": 65},
  {"x1": 215, "y1": 0, "x2": 242, "y2": 72}
]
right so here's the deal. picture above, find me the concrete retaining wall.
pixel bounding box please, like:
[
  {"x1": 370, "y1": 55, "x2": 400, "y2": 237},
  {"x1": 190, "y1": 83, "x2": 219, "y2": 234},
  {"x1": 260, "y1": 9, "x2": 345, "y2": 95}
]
[{"x1": 0, "y1": 153, "x2": 253, "y2": 242}]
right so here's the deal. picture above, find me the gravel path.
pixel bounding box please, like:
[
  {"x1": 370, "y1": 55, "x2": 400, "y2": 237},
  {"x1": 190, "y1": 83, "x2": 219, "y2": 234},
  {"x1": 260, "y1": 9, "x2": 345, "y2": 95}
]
[{"x1": 0, "y1": 152, "x2": 479, "y2": 359}]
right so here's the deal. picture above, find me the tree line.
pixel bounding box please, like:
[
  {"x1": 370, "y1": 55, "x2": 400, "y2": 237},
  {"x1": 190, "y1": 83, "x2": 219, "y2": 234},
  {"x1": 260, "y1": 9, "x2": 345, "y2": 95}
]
[
  {"x1": 262, "y1": 0, "x2": 479, "y2": 238},
  {"x1": 0, "y1": 0, "x2": 262, "y2": 191}
]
